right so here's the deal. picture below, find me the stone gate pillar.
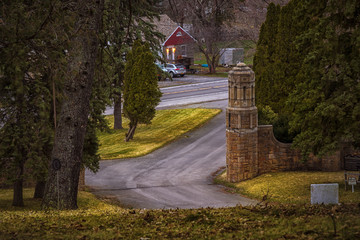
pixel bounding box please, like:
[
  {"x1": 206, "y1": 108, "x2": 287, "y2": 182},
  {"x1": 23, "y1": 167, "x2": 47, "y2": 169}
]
[{"x1": 226, "y1": 63, "x2": 258, "y2": 182}]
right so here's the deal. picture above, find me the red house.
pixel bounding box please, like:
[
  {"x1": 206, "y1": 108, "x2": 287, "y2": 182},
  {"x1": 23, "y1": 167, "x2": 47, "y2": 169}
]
[{"x1": 162, "y1": 26, "x2": 196, "y2": 68}]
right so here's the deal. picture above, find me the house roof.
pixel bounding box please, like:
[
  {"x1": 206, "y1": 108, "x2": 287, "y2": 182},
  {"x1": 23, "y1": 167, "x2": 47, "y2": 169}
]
[
  {"x1": 152, "y1": 14, "x2": 178, "y2": 38},
  {"x1": 162, "y1": 26, "x2": 196, "y2": 47}
]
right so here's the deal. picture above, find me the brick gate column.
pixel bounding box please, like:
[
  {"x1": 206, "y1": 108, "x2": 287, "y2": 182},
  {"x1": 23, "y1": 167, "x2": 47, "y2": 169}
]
[{"x1": 226, "y1": 63, "x2": 258, "y2": 182}]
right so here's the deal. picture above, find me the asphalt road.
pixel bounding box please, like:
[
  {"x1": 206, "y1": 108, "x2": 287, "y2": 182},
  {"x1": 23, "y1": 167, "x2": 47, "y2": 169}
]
[
  {"x1": 87, "y1": 75, "x2": 258, "y2": 209},
  {"x1": 158, "y1": 79, "x2": 228, "y2": 109},
  {"x1": 104, "y1": 75, "x2": 228, "y2": 114}
]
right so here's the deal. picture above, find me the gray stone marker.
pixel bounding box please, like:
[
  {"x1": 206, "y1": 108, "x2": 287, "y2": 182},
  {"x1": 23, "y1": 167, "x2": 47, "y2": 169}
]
[{"x1": 311, "y1": 183, "x2": 339, "y2": 205}]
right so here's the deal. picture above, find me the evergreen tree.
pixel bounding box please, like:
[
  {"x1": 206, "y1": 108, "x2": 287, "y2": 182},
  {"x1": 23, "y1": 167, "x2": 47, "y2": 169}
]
[
  {"x1": 253, "y1": 0, "x2": 328, "y2": 143},
  {"x1": 0, "y1": 0, "x2": 67, "y2": 206},
  {"x1": 272, "y1": 0, "x2": 303, "y2": 114},
  {"x1": 253, "y1": 3, "x2": 297, "y2": 142},
  {"x1": 253, "y1": 3, "x2": 281, "y2": 108},
  {"x1": 256, "y1": 0, "x2": 305, "y2": 142},
  {"x1": 255, "y1": 0, "x2": 359, "y2": 155},
  {"x1": 102, "y1": 0, "x2": 164, "y2": 130},
  {"x1": 123, "y1": 40, "x2": 162, "y2": 142},
  {"x1": 0, "y1": 0, "x2": 158, "y2": 208},
  {"x1": 288, "y1": 0, "x2": 360, "y2": 157},
  {"x1": 82, "y1": 61, "x2": 112, "y2": 173},
  {"x1": 1, "y1": 0, "x2": 114, "y2": 207},
  {"x1": 42, "y1": 0, "x2": 103, "y2": 210}
]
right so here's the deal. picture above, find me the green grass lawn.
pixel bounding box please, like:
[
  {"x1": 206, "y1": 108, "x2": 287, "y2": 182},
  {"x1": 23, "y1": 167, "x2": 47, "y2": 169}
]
[
  {"x1": 0, "y1": 188, "x2": 120, "y2": 212},
  {"x1": 191, "y1": 64, "x2": 231, "y2": 77},
  {"x1": 215, "y1": 171, "x2": 360, "y2": 204},
  {"x1": 98, "y1": 109, "x2": 221, "y2": 159},
  {"x1": 1, "y1": 188, "x2": 359, "y2": 239},
  {"x1": 2, "y1": 107, "x2": 360, "y2": 238}
]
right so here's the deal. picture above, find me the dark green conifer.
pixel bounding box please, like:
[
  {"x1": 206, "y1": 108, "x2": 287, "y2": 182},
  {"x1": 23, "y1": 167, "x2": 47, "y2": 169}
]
[
  {"x1": 253, "y1": 3, "x2": 281, "y2": 108},
  {"x1": 0, "y1": 0, "x2": 65, "y2": 205},
  {"x1": 288, "y1": 0, "x2": 360, "y2": 157},
  {"x1": 123, "y1": 40, "x2": 162, "y2": 142},
  {"x1": 103, "y1": 0, "x2": 164, "y2": 130},
  {"x1": 253, "y1": 0, "x2": 329, "y2": 143},
  {"x1": 255, "y1": 0, "x2": 359, "y2": 155},
  {"x1": 272, "y1": 0, "x2": 303, "y2": 114}
]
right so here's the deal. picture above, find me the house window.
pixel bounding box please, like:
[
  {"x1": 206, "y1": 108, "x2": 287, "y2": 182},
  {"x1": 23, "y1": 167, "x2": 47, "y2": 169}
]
[
  {"x1": 181, "y1": 45, "x2": 186, "y2": 56},
  {"x1": 166, "y1": 48, "x2": 170, "y2": 59},
  {"x1": 176, "y1": 31, "x2": 182, "y2": 37},
  {"x1": 172, "y1": 47, "x2": 176, "y2": 60}
]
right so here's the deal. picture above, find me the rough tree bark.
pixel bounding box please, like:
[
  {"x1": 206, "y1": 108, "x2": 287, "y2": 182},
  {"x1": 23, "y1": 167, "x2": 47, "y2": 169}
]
[
  {"x1": 113, "y1": 93, "x2": 123, "y2": 129},
  {"x1": 12, "y1": 162, "x2": 24, "y2": 206},
  {"x1": 125, "y1": 120, "x2": 137, "y2": 142},
  {"x1": 42, "y1": 0, "x2": 103, "y2": 210},
  {"x1": 206, "y1": 54, "x2": 219, "y2": 74},
  {"x1": 33, "y1": 181, "x2": 46, "y2": 199},
  {"x1": 113, "y1": 73, "x2": 123, "y2": 129}
]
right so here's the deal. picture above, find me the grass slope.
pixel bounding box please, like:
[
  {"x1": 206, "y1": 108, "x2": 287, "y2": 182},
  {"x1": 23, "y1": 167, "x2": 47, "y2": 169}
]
[
  {"x1": 215, "y1": 171, "x2": 360, "y2": 204},
  {"x1": 98, "y1": 109, "x2": 221, "y2": 159},
  {"x1": 1, "y1": 188, "x2": 359, "y2": 239}
]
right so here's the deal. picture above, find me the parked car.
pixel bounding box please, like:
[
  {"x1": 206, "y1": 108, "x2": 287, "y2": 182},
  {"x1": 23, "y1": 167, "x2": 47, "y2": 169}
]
[
  {"x1": 155, "y1": 63, "x2": 170, "y2": 81},
  {"x1": 165, "y1": 63, "x2": 186, "y2": 78}
]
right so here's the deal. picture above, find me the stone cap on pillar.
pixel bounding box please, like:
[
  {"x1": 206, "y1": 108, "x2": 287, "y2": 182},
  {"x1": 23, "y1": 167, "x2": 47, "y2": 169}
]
[
  {"x1": 228, "y1": 63, "x2": 255, "y2": 83},
  {"x1": 228, "y1": 63, "x2": 256, "y2": 108}
]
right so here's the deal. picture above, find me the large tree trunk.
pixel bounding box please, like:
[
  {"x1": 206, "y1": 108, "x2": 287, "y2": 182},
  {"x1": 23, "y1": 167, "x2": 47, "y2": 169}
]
[
  {"x1": 42, "y1": 0, "x2": 103, "y2": 210},
  {"x1": 33, "y1": 181, "x2": 46, "y2": 199},
  {"x1": 125, "y1": 121, "x2": 137, "y2": 142},
  {"x1": 114, "y1": 73, "x2": 123, "y2": 129},
  {"x1": 202, "y1": 49, "x2": 217, "y2": 74},
  {"x1": 113, "y1": 92, "x2": 123, "y2": 129},
  {"x1": 207, "y1": 54, "x2": 218, "y2": 74},
  {"x1": 208, "y1": 62, "x2": 217, "y2": 74},
  {"x1": 12, "y1": 163, "x2": 24, "y2": 207}
]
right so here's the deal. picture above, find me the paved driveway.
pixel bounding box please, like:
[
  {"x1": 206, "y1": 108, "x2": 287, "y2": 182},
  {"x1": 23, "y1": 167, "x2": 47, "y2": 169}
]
[{"x1": 86, "y1": 100, "x2": 258, "y2": 209}]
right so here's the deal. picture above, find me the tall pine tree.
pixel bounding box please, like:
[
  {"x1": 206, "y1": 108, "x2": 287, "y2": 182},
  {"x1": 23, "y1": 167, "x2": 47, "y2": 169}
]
[
  {"x1": 253, "y1": 3, "x2": 281, "y2": 108},
  {"x1": 253, "y1": 0, "x2": 328, "y2": 143},
  {"x1": 254, "y1": 0, "x2": 359, "y2": 156},
  {"x1": 123, "y1": 40, "x2": 162, "y2": 142},
  {"x1": 102, "y1": 0, "x2": 164, "y2": 130},
  {"x1": 42, "y1": 0, "x2": 103, "y2": 210},
  {"x1": 0, "y1": 0, "x2": 67, "y2": 206},
  {"x1": 288, "y1": 0, "x2": 360, "y2": 157}
]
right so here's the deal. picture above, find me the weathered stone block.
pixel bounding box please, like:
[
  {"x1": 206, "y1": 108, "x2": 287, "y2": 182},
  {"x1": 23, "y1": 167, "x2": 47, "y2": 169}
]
[{"x1": 311, "y1": 183, "x2": 339, "y2": 205}]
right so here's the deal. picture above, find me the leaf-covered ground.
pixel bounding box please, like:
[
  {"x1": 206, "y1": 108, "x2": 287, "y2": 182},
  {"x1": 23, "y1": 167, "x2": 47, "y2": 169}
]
[
  {"x1": 98, "y1": 108, "x2": 221, "y2": 159},
  {"x1": 1, "y1": 184, "x2": 360, "y2": 239}
]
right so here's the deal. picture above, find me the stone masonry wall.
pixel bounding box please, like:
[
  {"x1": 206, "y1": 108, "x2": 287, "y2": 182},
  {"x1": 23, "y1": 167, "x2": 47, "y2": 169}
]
[
  {"x1": 226, "y1": 129, "x2": 258, "y2": 182},
  {"x1": 257, "y1": 125, "x2": 302, "y2": 174},
  {"x1": 226, "y1": 63, "x2": 346, "y2": 183},
  {"x1": 226, "y1": 63, "x2": 258, "y2": 183},
  {"x1": 257, "y1": 125, "x2": 343, "y2": 174}
]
